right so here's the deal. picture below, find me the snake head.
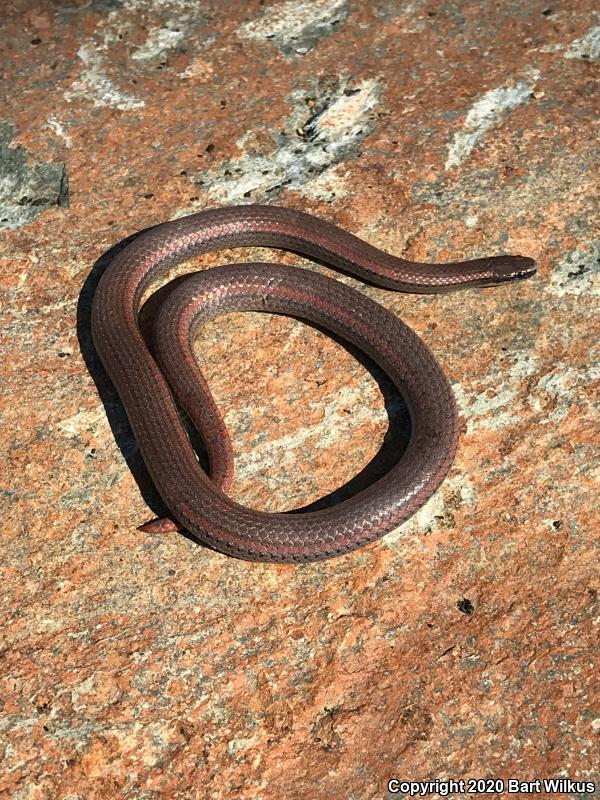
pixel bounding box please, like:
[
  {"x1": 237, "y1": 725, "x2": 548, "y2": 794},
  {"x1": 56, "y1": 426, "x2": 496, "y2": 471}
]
[{"x1": 489, "y1": 255, "x2": 537, "y2": 284}]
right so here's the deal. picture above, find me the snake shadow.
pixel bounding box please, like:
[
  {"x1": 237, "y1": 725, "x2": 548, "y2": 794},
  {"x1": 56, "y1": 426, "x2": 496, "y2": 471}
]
[{"x1": 78, "y1": 232, "x2": 412, "y2": 540}]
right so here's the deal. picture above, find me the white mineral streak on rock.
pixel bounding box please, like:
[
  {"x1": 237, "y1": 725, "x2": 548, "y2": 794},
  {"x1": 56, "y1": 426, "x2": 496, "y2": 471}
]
[
  {"x1": 565, "y1": 23, "x2": 600, "y2": 61},
  {"x1": 65, "y1": 43, "x2": 145, "y2": 110},
  {"x1": 452, "y1": 352, "x2": 537, "y2": 433},
  {"x1": 445, "y1": 73, "x2": 539, "y2": 170},
  {"x1": 131, "y1": 26, "x2": 185, "y2": 61},
  {"x1": 300, "y1": 165, "x2": 350, "y2": 202},
  {"x1": 203, "y1": 80, "x2": 380, "y2": 204},
  {"x1": 528, "y1": 365, "x2": 600, "y2": 424},
  {"x1": 238, "y1": 0, "x2": 347, "y2": 48},
  {"x1": 65, "y1": 0, "x2": 202, "y2": 107},
  {"x1": 58, "y1": 407, "x2": 109, "y2": 437},
  {"x1": 547, "y1": 244, "x2": 600, "y2": 297},
  {"x1": 47, "y1": 117, "x2": 73, "y2": 148},
  {"x1": 231, "y1": 382, "x2": 387, "y2": 480},
  {"x1": 537, "y1": 20, "x2": 600, "y2": 59}
]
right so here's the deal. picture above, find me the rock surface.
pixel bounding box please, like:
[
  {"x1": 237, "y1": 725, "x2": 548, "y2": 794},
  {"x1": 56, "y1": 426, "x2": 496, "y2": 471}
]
[{"x1": 1, "y1": 1, "x2": 598, "y2": 798}]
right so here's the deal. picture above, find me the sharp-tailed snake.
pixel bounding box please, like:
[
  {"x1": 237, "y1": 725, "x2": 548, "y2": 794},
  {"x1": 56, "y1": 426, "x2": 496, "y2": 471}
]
[{"x1": 91, "y1": 204, "x2": 536, "y2": 562}]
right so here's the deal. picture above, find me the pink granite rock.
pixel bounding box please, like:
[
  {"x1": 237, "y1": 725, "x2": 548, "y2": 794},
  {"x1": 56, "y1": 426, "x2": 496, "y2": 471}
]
[{"x1": 1, "y1": 1, "x2": 598, "y2": 797}]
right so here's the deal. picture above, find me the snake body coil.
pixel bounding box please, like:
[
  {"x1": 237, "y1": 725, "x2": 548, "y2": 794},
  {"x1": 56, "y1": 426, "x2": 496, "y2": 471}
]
[{"x1": 91, "y1": 205, "x2": 536, "y2": 562}]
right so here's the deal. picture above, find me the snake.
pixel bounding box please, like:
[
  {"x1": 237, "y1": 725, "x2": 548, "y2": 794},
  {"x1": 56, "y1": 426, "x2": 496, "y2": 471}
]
[{"x1": 91, "y1": 204, "x2": 536, "y2": 562}]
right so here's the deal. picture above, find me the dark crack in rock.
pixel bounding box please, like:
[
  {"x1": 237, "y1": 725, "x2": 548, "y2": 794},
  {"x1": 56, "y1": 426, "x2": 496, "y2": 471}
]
[{"x1": 0, "y1": 121, "x2": 69, "y2": 230}]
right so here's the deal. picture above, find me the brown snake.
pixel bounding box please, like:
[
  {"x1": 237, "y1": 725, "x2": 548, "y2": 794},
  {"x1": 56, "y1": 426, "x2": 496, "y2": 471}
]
[{"x1": 91, "y1": 205, "x2": 536, "y2": 562}]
